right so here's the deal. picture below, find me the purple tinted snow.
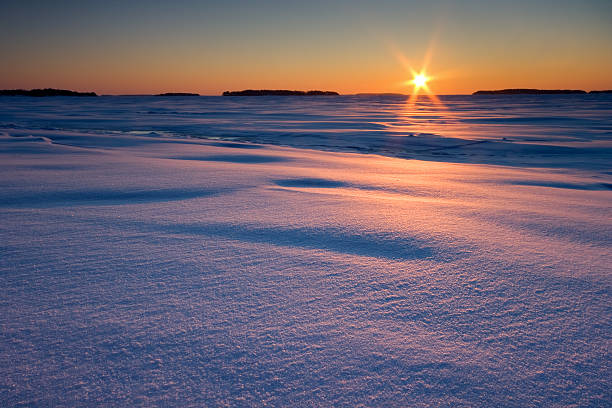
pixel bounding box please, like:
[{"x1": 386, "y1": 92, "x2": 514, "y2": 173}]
[{"x1": 0, "y1": 96, "x2": 610, "y2": 407}]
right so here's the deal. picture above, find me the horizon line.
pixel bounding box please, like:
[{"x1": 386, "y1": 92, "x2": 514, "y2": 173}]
[{"x1": 2, "y1": 87, "x2": 612, "y2": 97}]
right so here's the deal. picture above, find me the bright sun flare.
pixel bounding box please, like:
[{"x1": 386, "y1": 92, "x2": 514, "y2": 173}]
[{"x1": 412, "y1": 73, "x2": 429, "y2": 88}]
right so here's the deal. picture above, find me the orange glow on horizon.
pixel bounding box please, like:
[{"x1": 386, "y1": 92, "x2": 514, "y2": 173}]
[{"x1": 2, "y1": 2, "x2": 611, "y2": 95}]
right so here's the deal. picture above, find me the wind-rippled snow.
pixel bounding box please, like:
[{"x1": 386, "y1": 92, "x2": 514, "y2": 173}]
[{"x1": 0, "y1": 95, "x2": 610, "y2": 406}]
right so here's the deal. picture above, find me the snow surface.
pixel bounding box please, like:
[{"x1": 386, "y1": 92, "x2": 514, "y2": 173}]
[{"x1": 0, "y1": 95, "x2": 611, "y2": 406}]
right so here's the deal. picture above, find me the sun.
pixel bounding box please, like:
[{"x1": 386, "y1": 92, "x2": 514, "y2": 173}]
[
  {"x1": 412, "y1": 73, "x2": 429, "y2": 89},
  {"x1": 404, "y1": 68, "x2": 441, "y2": 106}
]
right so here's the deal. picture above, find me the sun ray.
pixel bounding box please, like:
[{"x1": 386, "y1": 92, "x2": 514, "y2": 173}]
[
  {"x1": 387, "y1": 35, "x2": 445, "y2": 109},
  {"x1": 403, "y1": 67, "x2": 442, "y2": 107}
]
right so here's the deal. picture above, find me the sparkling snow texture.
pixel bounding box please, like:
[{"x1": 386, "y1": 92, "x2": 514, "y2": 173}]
[{"x1": 0, "y1": 95, "x2": 610, "y2": 406}]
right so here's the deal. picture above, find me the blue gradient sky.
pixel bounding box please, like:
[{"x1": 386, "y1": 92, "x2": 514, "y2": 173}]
[{"x1": 1, "y1": 0, "x2": 611, "y2": 94}]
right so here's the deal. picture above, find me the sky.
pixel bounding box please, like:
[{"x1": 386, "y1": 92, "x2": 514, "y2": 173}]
[{"x1": 1, "y1": 0, "x2": 611, "y2": 95}]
